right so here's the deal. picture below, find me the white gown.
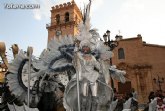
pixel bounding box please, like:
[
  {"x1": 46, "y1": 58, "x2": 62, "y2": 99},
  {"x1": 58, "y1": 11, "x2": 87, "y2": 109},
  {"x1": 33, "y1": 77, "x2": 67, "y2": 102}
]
[{"x1": 78, "y1": 52, "x2": 100, "y2": 83}]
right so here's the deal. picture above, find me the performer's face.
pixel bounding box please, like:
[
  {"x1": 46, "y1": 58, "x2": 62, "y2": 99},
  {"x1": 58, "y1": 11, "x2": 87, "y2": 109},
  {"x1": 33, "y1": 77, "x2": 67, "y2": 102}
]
[{"x1": 82, "y1": 46, "x2": 91, "y2": 54}]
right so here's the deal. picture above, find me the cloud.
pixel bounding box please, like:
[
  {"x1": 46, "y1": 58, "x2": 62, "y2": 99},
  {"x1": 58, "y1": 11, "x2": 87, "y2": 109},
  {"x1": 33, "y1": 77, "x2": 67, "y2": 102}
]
[
  {"x1": 30, "y1": 0, "x2": 55, "y2": 20},
  {"x1": 30, "y1": 0, "x2": 103, "y2": 20},
  {"x1": 33, "y1": 10, "x2": 41, "y2": 20}
]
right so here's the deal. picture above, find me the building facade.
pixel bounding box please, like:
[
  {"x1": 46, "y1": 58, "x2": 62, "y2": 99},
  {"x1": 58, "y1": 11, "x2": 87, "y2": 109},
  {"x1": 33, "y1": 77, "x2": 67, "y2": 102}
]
[
  {"x1": 112, "y1": 34, "x2": 165, "y2": 103},
  {"x1": 0, "y1": 65, "x2": 6, "y2": 83},
  {"x1": 46, "y1": 0, "x2": 82, "y2": 42},
  {"x1": 47, "y1": 1, "x2": 165, "y2": 104}
]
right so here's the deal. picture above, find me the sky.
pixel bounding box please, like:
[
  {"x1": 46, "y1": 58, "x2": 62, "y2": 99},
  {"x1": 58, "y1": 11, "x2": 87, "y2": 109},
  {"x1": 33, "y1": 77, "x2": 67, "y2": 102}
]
[{"x1": 0, "y1": 0, "x2": 165, "y2": 61}]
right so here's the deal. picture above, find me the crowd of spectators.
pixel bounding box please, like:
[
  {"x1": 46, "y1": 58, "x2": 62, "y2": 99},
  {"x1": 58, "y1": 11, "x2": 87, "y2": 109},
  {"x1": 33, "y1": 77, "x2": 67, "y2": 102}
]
[
  {"x1": 144, "y1": 90, "x2": 165, "y2": 111},
  {"x1": 111, "y1": 88, "x2": 138, "y2": 111},
  {"x1": 112, "y1": 88, "x2": 165, "y2": 111}
]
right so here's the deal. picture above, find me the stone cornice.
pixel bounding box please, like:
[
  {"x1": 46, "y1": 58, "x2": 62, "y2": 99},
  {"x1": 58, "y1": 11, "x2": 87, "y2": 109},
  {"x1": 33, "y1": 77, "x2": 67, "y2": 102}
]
[
  {"x1": 132, "y1": 64, "x2": 152, "y2": 69},
  {"x1": 117, "y1": 62, "x2": 152, "y2": 70}
]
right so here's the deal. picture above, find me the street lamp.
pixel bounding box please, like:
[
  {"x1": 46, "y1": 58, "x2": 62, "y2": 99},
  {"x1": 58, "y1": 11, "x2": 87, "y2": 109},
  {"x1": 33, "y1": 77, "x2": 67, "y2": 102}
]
[
  {"x1": 153, "y1": 76, "x2": 164, "y2": 92},
  {"x1": 103, "y1": 30, "x2": 118, "y2": 90}
]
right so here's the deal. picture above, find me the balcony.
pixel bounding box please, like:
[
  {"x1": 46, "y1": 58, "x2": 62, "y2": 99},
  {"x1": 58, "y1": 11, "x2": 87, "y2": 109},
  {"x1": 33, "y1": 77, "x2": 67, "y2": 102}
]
[{"x1": 46, "y1": 18, "x2": 79, "y2": 29}]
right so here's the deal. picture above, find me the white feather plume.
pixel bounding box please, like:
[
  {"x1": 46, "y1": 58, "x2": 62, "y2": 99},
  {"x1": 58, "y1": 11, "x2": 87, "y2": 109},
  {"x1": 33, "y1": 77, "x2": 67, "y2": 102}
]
[
  {"x1": 7, "y1": 49, "x2": 39, "y2": 102},
  {"x1": 68, "y1": 35, "x2": 74, "y2": 45},
  {"x1": 109, "y1": 65, "x2": 126, "y2": 83}
]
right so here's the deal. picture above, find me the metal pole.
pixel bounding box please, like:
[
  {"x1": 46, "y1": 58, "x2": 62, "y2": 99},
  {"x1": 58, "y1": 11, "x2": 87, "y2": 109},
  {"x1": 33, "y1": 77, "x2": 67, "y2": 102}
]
[
  {"x1": 77, "y1": 65, "x2": 81, "y2": 111},
  {"x1": 108, "y1": 33, "x2": 115, "y2": 90},
  {"x1": 27, "y1": 47, "x2": 33, "y2": 107},
  {"x1": 110, "y1": 58, "x2": 114, "y2": 90},
  {"x1": 75, "y1": 52, "x2": 81, "y2": 111},
  {"x1": 28, "y1": 54, "x2": 31, "y2": 107}
]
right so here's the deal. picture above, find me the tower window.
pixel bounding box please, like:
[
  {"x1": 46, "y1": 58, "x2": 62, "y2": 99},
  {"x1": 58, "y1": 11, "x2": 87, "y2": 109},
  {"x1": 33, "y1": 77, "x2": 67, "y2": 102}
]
[
  {"x1": 118, "y1": 48, "x2": 125, "y2": 59},
  {"x1": 65, "y1": 12, "x2": 70, "y2": 22},
  {"x1": 75, "y1": 15, "x2": 77, "y2": 21},
  {"x1": 56, "y1": 14, "x2": 60, "y2": 24}
]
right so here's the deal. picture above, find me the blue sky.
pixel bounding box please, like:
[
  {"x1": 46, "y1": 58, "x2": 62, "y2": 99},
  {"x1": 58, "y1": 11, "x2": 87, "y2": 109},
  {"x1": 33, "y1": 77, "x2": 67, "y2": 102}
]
[{"x1": 0, "y1": 0, "x2": 165, "y2": 61}]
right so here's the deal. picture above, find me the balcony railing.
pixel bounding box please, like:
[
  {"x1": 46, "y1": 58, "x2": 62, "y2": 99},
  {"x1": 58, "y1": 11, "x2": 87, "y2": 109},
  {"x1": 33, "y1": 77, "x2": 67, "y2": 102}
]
[{"x1": 46, "y1": 18, "x2": 80, "y2": 28}]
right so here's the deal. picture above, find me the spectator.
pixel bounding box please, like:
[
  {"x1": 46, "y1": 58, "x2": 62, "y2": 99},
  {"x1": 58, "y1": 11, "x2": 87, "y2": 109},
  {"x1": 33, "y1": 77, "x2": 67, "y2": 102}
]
[
  {"x1": 113, "y1": 88, "x2": 118, "y2": 101},
  {"x1": 131, "y1": 88, "x2": 138, "y2": 100},
  {"x1": 114, "y1": 95, "x2": 124, "y2": 111},
  {"x1": 148, "y1": 97, "x2": 157, "y2": 111},
  {"x1": 123, "y1": 93, "x2": 138, "y2": 111},
  {"x1": 148, "y1": 91, "x2": 155, "y2": 103},
  {"x1": 156, "y1": 98, "x2": 165, "y2": 111}
]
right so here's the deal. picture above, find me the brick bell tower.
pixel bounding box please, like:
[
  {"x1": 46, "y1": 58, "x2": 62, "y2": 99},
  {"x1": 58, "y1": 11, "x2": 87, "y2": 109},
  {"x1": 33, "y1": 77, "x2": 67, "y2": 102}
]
[{"x1": 46, "y1": 0, "x2": 82, "y2": 42}]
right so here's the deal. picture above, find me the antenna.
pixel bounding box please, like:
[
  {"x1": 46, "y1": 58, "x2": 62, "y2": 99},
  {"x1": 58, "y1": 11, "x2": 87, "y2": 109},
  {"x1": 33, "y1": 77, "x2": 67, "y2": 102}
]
[{"x1": 118, "y1": 30, "x2": 121, "y2": 35}]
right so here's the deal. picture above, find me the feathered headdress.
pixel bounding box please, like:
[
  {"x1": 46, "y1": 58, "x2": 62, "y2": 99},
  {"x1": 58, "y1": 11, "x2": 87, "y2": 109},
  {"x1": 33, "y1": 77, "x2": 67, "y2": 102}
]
[{"x1": 77, "y1": 0, "x2": 93, "y2": 47}]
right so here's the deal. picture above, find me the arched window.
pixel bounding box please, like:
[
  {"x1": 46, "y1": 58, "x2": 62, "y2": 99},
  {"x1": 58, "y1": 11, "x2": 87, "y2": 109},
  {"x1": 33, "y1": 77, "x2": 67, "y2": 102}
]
[
  {"x1": 118, "y1": 48, "x2": 125, "y2": 59},
  {"x1": 75, "y1": 15, "x2": 77, "y2": 21},
  {"x1": 56, "y1": 14, "x2": 60, "y2": 24},
  {"x1": 65, "y1": 12, "x2": 69, "y2": 22}
]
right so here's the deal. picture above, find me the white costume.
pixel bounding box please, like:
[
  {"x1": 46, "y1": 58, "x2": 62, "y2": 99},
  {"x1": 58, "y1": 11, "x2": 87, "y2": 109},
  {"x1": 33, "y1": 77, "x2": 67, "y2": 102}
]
[{"x1": 78, "y1": 52, "x2": 100, "y2": 83}]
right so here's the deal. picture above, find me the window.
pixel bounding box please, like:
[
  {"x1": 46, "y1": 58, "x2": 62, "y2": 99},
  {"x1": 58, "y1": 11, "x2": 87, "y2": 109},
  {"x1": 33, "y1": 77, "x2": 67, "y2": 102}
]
[
  {"x1": 75, "y1": 15, "x2": 77, "y2": 21},
  {"x1": 56, "y1": 14, "x2": 60, "y2": 24},
  {"x1": 65, "y1": 12, "x2": 69, "y2": 22},
  {"x1": 118, "y1": 48, "x2": 125, "y2": 59}
]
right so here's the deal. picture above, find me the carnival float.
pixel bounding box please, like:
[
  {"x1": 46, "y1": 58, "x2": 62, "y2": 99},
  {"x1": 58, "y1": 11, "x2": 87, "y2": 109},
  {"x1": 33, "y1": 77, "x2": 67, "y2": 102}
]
[{"x1": 0, "y1": 1, "x2": 127, "y2": 111}]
